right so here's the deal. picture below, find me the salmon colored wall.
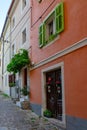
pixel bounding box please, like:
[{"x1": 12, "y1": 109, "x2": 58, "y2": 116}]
[
  {"x1": 30, "y1": 46, "x2": 87, "y2": 119},
  {"x1": 30, "y1": 0, "x2": 87, "y2": 119},
  {"x1": 30, "y1": 0, "x2": 87, "y2": 64},
  {"x1": 65, "y1": 46, "x2": 87, "y2": 119},
  {"x1": 30, "y1": 69, "x2": 42, "y2": 104}
]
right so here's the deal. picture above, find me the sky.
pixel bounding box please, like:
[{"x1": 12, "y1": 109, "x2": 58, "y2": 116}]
[{"x1": 0, "y1": 0, "x2": 12, "y2": 35}]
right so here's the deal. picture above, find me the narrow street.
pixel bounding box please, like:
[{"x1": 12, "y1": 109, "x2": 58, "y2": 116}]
[{"x1": 0, "y1": 92, "x2": 64, "y2": 130}]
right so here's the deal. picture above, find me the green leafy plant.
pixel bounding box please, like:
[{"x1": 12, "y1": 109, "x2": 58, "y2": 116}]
[
  {"x1": 43, "y1": 109, "x2": 52, "y2": 118},
  {"x1": 9, "y1": 82, "x2": 15, "y2": 87},
  {"x1": 20, "y1": 87, "x2": 29, "y2": 96},
  {"x1": 1, "y1": 93, "x2": 10, "y2": 98},
  {"x1": 7, "y1": 49, "x2": 31, "y2": 73},
  {"x1": 30, "y1": 117, "x2": 36, "y2": 123},
  {"x1": 45, "y1": 33, "x2": 58, "y2": 44}
]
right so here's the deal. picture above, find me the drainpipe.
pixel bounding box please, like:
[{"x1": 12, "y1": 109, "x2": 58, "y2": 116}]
[
  {"x1": 9, "y1": 16, "x2": 11, "y2": 96},
  {"x1": 1, "y1": 35, "x2": 4, "y2": 90}
]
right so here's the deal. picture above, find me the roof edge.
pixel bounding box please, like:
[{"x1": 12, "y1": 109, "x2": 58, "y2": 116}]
[{"x1": 1, "y1": 0, "x2": 15, "y2": 37}]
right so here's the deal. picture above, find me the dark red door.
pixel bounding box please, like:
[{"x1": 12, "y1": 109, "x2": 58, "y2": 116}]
[{"x1": 46, "y1": 68, "x2": 62, "y2": 120}]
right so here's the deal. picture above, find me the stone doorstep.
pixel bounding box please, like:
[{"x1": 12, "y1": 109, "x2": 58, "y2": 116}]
[
  {"x1": 0, "y1": 127, "x2": 18, "y2": 130},
  {"x1": 0, "y1": 127, "x2": 8, "y2": 130}
]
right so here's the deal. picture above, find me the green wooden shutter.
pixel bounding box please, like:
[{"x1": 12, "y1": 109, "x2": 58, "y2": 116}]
[
  {"x1": 39, "y1": 23, "x2": 45, "y2": 48},
  {"x1": 43, "y1": 23, "x2": 45, "y2": 45},
  {"x1": 39, "y1": 24, "x2": 43, "y2": 47},
  {"x1": 55, "y1": 2, "x2": 64, "y2": 34}
]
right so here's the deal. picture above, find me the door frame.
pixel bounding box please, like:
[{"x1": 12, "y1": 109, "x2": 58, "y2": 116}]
[{"x1": 41, "y1": 62, "x2": 66, "y2": 125}]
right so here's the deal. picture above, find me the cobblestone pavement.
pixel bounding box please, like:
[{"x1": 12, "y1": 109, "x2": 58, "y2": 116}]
[{"x1": 0, "y1": 93, "x2": 65, "y2": 130}]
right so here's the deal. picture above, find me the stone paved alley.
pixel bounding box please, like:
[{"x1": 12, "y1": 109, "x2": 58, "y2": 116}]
[{"x1": 0, "y1": 92, "x2": 65, "y2": 130}]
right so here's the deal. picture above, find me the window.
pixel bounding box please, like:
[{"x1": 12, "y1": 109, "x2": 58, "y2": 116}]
[
  {"x1": 12, "y1": 17, "x2": 15, "y2": 28},
  {"x1": 22, "y1": 0, "x2": 26, "y2": 10},
  {"x1": 22, "y1": 28, "x2": 26, "y2": 44},
  {"x1": 39, "y1": 2, "x2": 64, "y2": 48},
  {"x1": 45, "y1": 12, "x2": 55, "y2": 43},
  {"x1": 8, "y1": 74, "x2": 15, "y2": 85},
  {"x1": 48, "y1": 21, "x2": 53, "y2": 36}
]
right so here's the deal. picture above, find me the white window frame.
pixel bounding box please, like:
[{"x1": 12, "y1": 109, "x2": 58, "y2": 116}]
[
  {"x1": 22, "y1": 0, "x2": 26, "y2": 10},
  {"x1": 12, "y1": 17, "x2": 15, "y2": 29},
  {"x1": 41, "y1": 62, "x2": 66, "y2": 127},
  {"x1": 11, "y1": 44, "x2": 15, "y2": 57},
  {"x1": 22, "y1": 28, "x2": 26, "y2": 44},
  {"x1": 45, "y1": 12, "x2": 55, "y2": 42}
]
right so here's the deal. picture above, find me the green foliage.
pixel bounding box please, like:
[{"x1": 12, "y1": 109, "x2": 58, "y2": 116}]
[
  {"x1": 9, "y1": 82, "x2": 15, "y2": 87},
  {"x1": 20, "y1": 87, "x2": 29, "y2": 96},
  {"x1": 45, "y1": 33, "x2": 57, "y2": 44},
  {"x1": 7, "y1": 49, "x2": 31, "y2": 73},
  {"x1": 43, "y1": 109, "x2": 52, "y2": 117},
  {"x1": 2, "y1": 93, "x2": 10, "y2": 98},
  {"x1": 39, "y1": 2, "x2": 64, "y2": 47}
]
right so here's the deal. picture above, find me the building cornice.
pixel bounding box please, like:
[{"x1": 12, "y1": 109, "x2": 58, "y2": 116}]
[
  {"x1": 31, "y1": 38, "x2": 87, "y2": 70},
  {"x1": 8, "y1": 0, "x2": 19, "y2": 17},
  {"x1": 8, "y1": 0, "x2": 15, "y2": 15}
]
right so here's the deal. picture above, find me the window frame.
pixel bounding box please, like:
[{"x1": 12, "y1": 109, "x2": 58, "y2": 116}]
[
  {"x1": 22, "y1": 28, "x2": 26, "y2": 44},
  {"x1": 22, "y1": 0, "x2": 26, "y2": 10},
  {"x1": 45, "y1": 11, "x2": 55, "y2": 44},
  {"x1": 12, "y1": 17, "x2": 15, "y2": 29},
  {"x1": 39, "y1": 2, "x2": 64, "y2": 48},
  {"x1": 11, "y1": 44, "x2": 15, "y2": 57}
]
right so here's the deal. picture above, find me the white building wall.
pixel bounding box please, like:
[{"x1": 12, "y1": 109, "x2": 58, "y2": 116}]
[
  {"x1": 11, "y1": 0, "x2": 30, "y2": 52},
  {"x1": 0, "y1": 43, "x2": 2, "y2": 91},
  {"x1": 1, "y1": 0, "x2": 31, "y2": 96},
  {"x1": 2, "y1": 23, "x2": 11, "y2": 95}
]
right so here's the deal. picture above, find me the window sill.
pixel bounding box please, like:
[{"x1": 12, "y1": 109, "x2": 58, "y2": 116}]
[{"x1": 42, "y1": 35, "x2": 60, "y2": 49}]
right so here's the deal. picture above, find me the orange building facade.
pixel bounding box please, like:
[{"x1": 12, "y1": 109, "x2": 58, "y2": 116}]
[{"x1": 30, "y1": 0, "x2": 87, "y2": 129}]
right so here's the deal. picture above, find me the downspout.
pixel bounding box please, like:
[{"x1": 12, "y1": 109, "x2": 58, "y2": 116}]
[
  {"x1": 2, "y1": 35, "x2": 4, "y2": 90},
  {"x1": 8, "y1": 15, "x2": 12, "y2": 96}
]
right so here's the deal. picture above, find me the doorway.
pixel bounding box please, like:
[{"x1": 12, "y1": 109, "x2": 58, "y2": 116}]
[
  {"x1": 23, "y1": 68, "x2": 27, "y2": 87},
  {"x1": 46, "y1": 68, "x2": 62, "y2": 120}
]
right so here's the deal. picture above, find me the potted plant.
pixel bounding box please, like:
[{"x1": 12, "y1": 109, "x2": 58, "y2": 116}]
[
  {"x1": 20, "y1": 87, "x2": 29, "y2": 100},
  {"x1": 43, "y1": 109, "x2": 52, "y2": 118},
  {"x1": 20, "y1": 87, "x2": 30, "y2": 109}
]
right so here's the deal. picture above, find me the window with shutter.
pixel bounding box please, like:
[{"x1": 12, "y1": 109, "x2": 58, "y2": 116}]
[
  {"x1": 39, "y1": 23, "x2": 45, "y2": 48},
  {"x1": 55, "y1": 2, "x2": 64, "y2": 34},
  {"x1": 39, "y1": 24, "x2": 43, "y2": 47},
  {"x1": 39, "y1": 2, "x2": 64, "y2": 48}
]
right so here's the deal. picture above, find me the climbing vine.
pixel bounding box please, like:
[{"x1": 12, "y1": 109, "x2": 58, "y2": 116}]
[{"x1": 7, "y1": 49, "x2": 31, "y2": 74}]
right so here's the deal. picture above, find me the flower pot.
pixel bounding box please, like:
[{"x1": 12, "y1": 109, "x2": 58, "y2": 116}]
[
  {"x1": 20, "y1": 97, "x2": 24, "y2": 102},
  {"x1": 24, "y1": 95, "x2": 28, "y2": 100}
]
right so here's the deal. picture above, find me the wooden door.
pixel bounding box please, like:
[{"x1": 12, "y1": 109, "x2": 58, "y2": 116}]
[
  {"x1": 46, "y1": 68, "x2": 62, "y2": 120},
  {"x1": 24, "y1": 68, "x2": 27, "y2": 87}
]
